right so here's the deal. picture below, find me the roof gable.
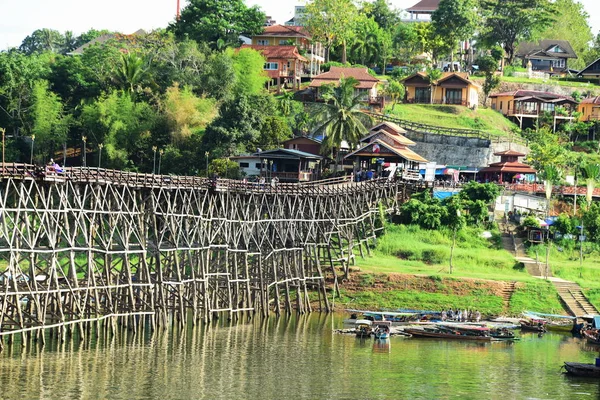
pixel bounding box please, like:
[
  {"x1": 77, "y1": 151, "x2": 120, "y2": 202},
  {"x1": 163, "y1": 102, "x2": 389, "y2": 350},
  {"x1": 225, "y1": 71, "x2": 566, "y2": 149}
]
[
  {"x1": 516, "y1": 40, "x2": 577, "y2": 59},
  {"x1": 259, "y1": 24, "x2": 311, "y2": 39},
  {"x1": 240, "y1": 45, "x2": 308, "y2": 62},
  {"x1": 406, "y1": 0, "x2": 441, "y2": 12},
  {"x1": 579, "y1": 58, "x2": 600, "y2": 76}
]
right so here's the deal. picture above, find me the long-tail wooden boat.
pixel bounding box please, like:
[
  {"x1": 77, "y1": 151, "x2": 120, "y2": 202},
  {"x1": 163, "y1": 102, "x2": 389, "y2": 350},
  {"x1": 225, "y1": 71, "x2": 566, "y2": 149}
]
[
  {"x1": 523, "y1": 311, "x2": 576, "y2": 332},
  {"x1": 404, "y1": 328, "x2": 493, "y2": 341},
  {"x1": 563, "y1": 362, "x2": 600, "y2": 378},
  {"x1": 520, "y1": 320, "x2": 546, "y2": 332}
]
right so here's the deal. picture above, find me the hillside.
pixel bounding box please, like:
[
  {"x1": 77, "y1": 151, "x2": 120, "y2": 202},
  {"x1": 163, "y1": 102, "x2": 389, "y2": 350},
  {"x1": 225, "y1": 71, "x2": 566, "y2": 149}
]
[{"x1": 384, "y1": 104, "x2": 518, "y2": 138}]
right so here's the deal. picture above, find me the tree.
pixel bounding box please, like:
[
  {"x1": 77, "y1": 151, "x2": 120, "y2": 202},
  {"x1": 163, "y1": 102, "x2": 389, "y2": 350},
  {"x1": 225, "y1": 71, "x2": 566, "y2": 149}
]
[
  {"x1": 208, "y1": 158, "x2": 241, "y2": 179},
  {"x1": 445, "y1": 196, "x2": 466, "y2": 274},
  {"x1": 19, "y1": 29, "x2": 65, "y2": 55},
  {"x1": 29, "y1": 80, "x2": 71, "y2": 161},
  {"x1": 525, "y1": 127, "x2": 569, "y2": 171},
  {"x1": 393, "y1": 23, "x2": 421, "y2": 63},
  {"x1": 113, "y1": 52, "x2": 150, "y2": 95},
  {"x1": 538, "y1": 0, "x2": 592, "y2": 70},
  {"x1": 168, "y1": 0, "x2": 265, "y2": 49},
  {"x1": 278, "y1": 90, "x2": 294, "y2": 116},
  {"x1": 476, "y1": 55, "x2": 501, "y2": 103},
  {"x1": 162, "y1": 83, "x2": 217, "y2": 145},
  {"x1": 349, "y1": 16, "x2": 382, "y2": 66},
  {"x1": 229, "y1": 47, "x2": 268, "y2": 96},
  {"x1": 258, "y1": 116, "x2": 293, "y2": 150},
  {"x1": 426, "y1": 67, "x2": 442, "y2": 104},
  {"x1": 305, "y1": 0, "x2": 359, "y2": 63},
  {"x1": 431, "y1": 0, "x2": 478, "y2": 71},
  {"x1": 385, "y1": 79, "x2": 405, "y2": 110},
  {"x1": 48, "y1": 55, "x2": 101, "y2": 109},
  {"x1": 540, "y1": 164, "x2": 563, "y2": 214},
  {"x1": 479, "y1": 0, "x2": 556, "y2": 65},
  {"x1": 362, "y1": 0, "x2": 400, "y2": 31},
  {"x1": 310, "y1": 77, "x2": 373, "y2": 166}
]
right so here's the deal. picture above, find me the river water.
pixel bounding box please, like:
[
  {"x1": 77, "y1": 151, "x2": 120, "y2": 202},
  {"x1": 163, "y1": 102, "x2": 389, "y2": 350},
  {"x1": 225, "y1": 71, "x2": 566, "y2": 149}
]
[{"x1": 1, "y1": 313, "x2": 599, "y2": 399}]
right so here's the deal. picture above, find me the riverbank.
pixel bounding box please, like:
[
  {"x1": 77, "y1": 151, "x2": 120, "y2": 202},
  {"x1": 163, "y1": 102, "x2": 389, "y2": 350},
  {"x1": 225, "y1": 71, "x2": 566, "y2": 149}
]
[{"x1": 333, "y1": 272, "x2": 564, "y2": 318}]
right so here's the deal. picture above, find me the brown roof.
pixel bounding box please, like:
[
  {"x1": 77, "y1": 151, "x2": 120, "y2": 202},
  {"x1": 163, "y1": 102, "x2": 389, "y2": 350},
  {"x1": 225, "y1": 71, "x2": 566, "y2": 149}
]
[
  {"x1": 345, "y1": 139, "x2": 427, "y2": 163},
  {"x1": 370, "y1": 121, "x2": 408, "y2": 135},
  {"x1": 479, "y1": 163, "x2": 537, "y2": 174},
  {"x1": 406, "y1": 0, "x2": 440, "y2": 12},
  {"x1": 402, "y1": 72, "x2": 479, "y2": 88},
  {"x1": 259, "y1": 25, "x2": 310, "y2": 38},
  {"x1": 489, "y1": 90, "x2": 575, "y2": 102},
  {"x1": 310, "y1": 67, "x2": 379, "y2": 89},
  {"x1": 361, "y1": 130, "x2": 416, "y2": 147},
  {"x1": 494, "y1": 149, "x2": 526, "y2": 157},
  {"x1": 68, "y1": 29, "x2": 146, "y2": 55},
  {"x1": 240, "y1": 45, "x2": 308, "y2": 62},
  {"x1": 581, "y1": 96, "x2": 600, "y2": 105},
  {"x1": 516, "y1": 40, "x2": 577, "y2": 59}
]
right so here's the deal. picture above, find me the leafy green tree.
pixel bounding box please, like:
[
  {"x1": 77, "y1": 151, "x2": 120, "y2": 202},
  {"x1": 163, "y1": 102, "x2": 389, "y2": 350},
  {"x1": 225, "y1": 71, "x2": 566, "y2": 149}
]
[
  {"x1": 426, "y1": 67, "x2": 442, "y2": 104},
  {"x1": 310, "y1": 77, "x2": 373, "y2": 162},
  {"x1": 526, "y1": 127, "x2": 569, "y2": 171},
  {"x1": 361, "y1": 0, "x2": 400, "y2": 31},
  {"x1": 258, "y1": 116, "x2": 293, "y2": 150},
  {"x1": 349, "y1": 15, "x2": 382, "y2": 65},
  {"x1": 385, "y1": 79, "x2": 405, "y2": 110},
  {"x1": 79, "y1": 40, "x2": 124, "y2": 91},
  {"x1": 305, "y1": 0, "x2": 359, "y2": 63},
  {"x1": 278, "y1": 90, "x2": 294, "y2": 116},
  {"x1": 29, "y1": 80, "x2": 71, "y2": 161},
  {"x1": 582, "y1": 203, "x2": 600, "y2": 243},
  {"x1": 113, "y1": 52, "x2": 151, "y2": 95},
  {"x1": 540, "y1": 164, "x2": 563, "y2": 214},
  {"x1": 444, "y1": 196, "x2": 466, "y2": 274},
  {"x1": 431, "y1": 0, "x2": 478, "y2": 71},
  {"x1": 538, "y1": 0, "x2": 592, "y2": 70},
  {"x1": 479, "y1": 0, "x2": 556, "y2": 64},
  {"x1": 169, "y1": 0, "x2": 265, "y2": 49},
  {"x1": 476, "y1": 55, "x2": 501, "y2": 103},
  {"x1": 19, "y1": 29, "x2": 65, "y2": 55},
  {"x1": 0, "y1": 50, "x2": 51, "y2": 136},
  {"x1": 208, "y1": 158, "x2": 241, "y2": 179},
  {"x1": 459, "y1": 181, "x2": 500, "y2": 204},
  {"x1": 79, "y1": 91, "x2": 157, "y2": 168},
  {"x1": 229, "y1": 47, "x2": 268, "y2": 96},
  {"x1": 202, "y1": 93, "x2": 277, "y2": 157},
  {"x1": 48, "y1": 55, "x2": 101, "y2": 108},
  {"x1": 392, "y1": 23, "x2": 421, "y2": 62}
]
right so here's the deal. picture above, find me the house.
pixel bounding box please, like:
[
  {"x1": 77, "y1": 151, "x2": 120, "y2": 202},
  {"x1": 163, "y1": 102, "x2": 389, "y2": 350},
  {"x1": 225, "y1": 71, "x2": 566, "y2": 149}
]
[
  {"x1": 282, "y1": 136, "x2": 322, "y2": 156},
  {"x1": 516, "y1": 40, "x2": 577, "y2": 75},
  {"x1": 478, "y1": 150, "x2": 536, "y2": 184},
  {"x1": 404, "y1": 0, "x2": 440, "y2": 22},
  {"x1": 345, "y1": 121, "x2": 428, "y2": 180},
  {"x1": 250, "y1": 24, "x2": 324, "y2": 77},
  {"x1": 578, "y1": 57, "x2": 600, "y2": 81},
  {"x1": 307, "y1": 67, "x2": 382, "y2": 107},
  {"x1": 489, "y1": 90, "x2": 578, "y2": 130},
  {"x1": 578, "y1": 96, "x2": 600, "y2": 121},
  {"x1": 67, "y1": 29, "x2": 146, "y2": 56},
  {"x1": 232, "y1": 148, "x2": 322, "y2": 182},
  {"x1": 402, "y1": 72, "x2": 480, "y2": 108},
  {"x1": 241, "y1": 44, "x2": 308, "y2": 90}
]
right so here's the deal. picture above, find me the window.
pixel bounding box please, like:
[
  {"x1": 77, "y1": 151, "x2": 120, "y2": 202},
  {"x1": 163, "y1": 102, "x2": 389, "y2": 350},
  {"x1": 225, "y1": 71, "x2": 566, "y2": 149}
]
[
  {"x1": 255, "y1": 163, "x2": 262, "y2": 169},
  {"x1": 279, "y1": 40, "x2": 289, "y2": 45},
  {"x1": 264, "y1": 62, "x2": 279, "y2": 70},
  {"x1": 551, "y1": 46, "x2": 565, "y2": 53},
  {"x1": 257, "y1": 39, "x2": 269, "y2": 45},
  {"x1": 552, "y1": 59, "x2": 565, "y2": 68},
  {"x1": 239, "y1": 162, "x2": 249, "y2": 168}
]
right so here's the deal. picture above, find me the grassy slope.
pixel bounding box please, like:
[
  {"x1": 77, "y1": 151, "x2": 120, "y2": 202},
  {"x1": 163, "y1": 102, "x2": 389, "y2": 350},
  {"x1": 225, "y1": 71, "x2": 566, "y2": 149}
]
[
  {"x1": 347, "y1": 224, "x2": 565, "y2": 315},
  {"x1": 384, "y1": 104, "x2": 518, "y2": 138},
  {"x1": 527, "y1": 243, "x2": 600, "y2": 310}
]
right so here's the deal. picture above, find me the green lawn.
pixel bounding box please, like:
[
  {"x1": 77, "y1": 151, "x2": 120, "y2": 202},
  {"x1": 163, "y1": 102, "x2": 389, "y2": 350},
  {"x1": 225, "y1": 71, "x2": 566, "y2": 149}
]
[
  {"x1": 527, "y1": 242, "x2": 600, "y2": 310},
  {"x1": 384, "y1": 104, "x2": 519, "y2": 138},
  {"x1": 357, "y1": 224, "x2": 533, "y2": 282}
]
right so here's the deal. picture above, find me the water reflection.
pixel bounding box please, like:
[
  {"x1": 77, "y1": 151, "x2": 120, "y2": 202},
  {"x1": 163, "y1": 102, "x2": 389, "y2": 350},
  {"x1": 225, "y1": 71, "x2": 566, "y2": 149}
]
[{"x1": 0, "y1": 314, "x2": 599, "y2": 399}]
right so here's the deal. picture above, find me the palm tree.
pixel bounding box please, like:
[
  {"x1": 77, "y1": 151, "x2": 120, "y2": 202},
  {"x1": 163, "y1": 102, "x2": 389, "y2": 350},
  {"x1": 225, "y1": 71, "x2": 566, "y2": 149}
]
[
  {"x1": 279, "y1": 90, "x2": 294, "y2": 116},
  {"x1": 351, "y1": 32, "x2": 380, "y2": 66},
  {"x1": 114, "y1": 53, "x2": 148, "y2": 95},
  {"x1": 311, "y1": 77, "x2": 373, "y2": 170},
  {"x1": 540, "y1": 164, "x2": 563, "y2": 216}
]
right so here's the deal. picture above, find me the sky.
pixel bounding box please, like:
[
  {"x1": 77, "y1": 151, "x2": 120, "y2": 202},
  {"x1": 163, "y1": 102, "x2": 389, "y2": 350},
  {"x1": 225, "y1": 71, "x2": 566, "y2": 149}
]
[{"x1": 1, "y1": 0, "x2": 600, "y2": 50}]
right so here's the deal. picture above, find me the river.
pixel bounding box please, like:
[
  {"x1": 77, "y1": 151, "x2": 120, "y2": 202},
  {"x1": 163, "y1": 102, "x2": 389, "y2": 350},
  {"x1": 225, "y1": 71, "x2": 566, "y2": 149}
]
[{"x1": 0, "y1": 313, "x2": 599, "y2": 399}]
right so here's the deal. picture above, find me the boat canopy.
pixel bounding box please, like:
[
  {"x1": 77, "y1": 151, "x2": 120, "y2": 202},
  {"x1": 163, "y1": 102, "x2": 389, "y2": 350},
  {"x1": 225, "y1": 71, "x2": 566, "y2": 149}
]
[
  {"x1": 346, "y1": 309, "x2": 418, "y2": 317},
  {"x1": 523, "y1": 311, "x2": 576, "y2": 320},
  {"x1": 355, "y1": 319, "x2": 373, "y2": 326}
]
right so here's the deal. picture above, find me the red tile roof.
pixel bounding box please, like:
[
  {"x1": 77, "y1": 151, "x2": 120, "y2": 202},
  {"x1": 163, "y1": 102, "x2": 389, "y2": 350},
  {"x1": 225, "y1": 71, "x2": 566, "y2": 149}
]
[
  {"x1": 310, "y1": 67, "x2": 379, "y2": 89},
  {"x1": 240, "y1": 45, "x2": 308, "y2": 62},
  {"x1": 260, "y1": 25, "x2": 310, "y2": 38}
]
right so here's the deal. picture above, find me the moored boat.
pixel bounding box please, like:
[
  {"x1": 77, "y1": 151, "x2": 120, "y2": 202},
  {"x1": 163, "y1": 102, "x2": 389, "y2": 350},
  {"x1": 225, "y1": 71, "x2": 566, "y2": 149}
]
[
  {"x1": 520, "y1": 319, "x2": 546, "y2": 332},
  {"x1": 563, "y1": 362, "x2": 600, "y2": 378},
  {"x1": 523, "y1": 311, "x2": 576, "y2": 332},
  {"x1": 582, "y1": 329, "x2": 600, "y2": 345},
  {"x1": 404, "y1": 327, "x2": 493, "y2": 341},
  {"x1": 373, "y1": 321, "x2": 391, "y2": 339},
  {"x1": 355, "y1": 319, "x2": 373, "y2": 338}
]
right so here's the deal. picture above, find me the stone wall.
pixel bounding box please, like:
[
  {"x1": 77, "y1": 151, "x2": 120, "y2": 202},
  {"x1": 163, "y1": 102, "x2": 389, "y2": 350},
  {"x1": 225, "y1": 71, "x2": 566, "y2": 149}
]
[{"x1": 404, "y1": 129, "x2": 529, "y2": 167}]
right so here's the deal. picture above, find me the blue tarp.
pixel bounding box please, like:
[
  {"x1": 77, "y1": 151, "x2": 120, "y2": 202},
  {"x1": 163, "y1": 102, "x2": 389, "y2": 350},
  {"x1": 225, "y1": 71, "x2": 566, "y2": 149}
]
[{"x1": 433, "y1": 191, "x2": 459, "y2": 200}]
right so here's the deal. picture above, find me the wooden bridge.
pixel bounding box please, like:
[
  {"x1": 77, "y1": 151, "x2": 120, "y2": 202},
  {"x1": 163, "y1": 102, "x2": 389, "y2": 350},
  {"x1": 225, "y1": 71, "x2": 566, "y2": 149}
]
[{"x1": 0, "y1": 164, "x2": 417, "y2": 346}]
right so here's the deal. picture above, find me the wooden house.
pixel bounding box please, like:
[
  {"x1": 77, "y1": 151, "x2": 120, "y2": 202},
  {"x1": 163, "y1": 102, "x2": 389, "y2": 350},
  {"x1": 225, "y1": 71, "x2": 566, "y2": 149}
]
[
  {"x1": 308, "y1": 67, "x2": 383, "y2": 107},
  {"x1": 402, "y1": 72, "x2": 480, "y2": 108},
  {"x1": 516, "y1": 40, "x2": 577, "y2": 75},
  {"x1": 578, "y1": 96, "x2": 600, "y2": 121}
]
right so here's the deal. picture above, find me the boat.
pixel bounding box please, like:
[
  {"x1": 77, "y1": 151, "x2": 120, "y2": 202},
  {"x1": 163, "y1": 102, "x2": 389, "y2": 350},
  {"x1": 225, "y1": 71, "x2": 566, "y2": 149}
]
[
  {"x1": 355, "y1": 319, "x2": 373, "y2": 338},
  {"x1": 489, "y1": 328, "x2": 519, "y2": 340},
  {"x1": 404, "y1": 327, "x2": 493, "y2": 341},
  {"x1": 373, "y1": 321, "x2": 392, "y2": 339},
  {"x1": 563, "y1": 362, "x2": 600, "y2": 378},
  {"x1": 519, "y1": 319, "x2": 546, "y2": 332},
  {"x1": 343, "y1": 309, "x2": 420, "y2": 326},
  {"x1": 523, "y1": 311, "x2": 576, "y2": 332},
  {"x1": 582, "y1": 329, "x2": 600, "y2": 345}
]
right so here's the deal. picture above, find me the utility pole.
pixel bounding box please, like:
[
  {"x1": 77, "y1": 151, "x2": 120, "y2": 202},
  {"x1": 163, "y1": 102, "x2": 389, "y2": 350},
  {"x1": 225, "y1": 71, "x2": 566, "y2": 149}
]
[{"x1": 176, "y1": 0, "x2": 181, "y2": 20}]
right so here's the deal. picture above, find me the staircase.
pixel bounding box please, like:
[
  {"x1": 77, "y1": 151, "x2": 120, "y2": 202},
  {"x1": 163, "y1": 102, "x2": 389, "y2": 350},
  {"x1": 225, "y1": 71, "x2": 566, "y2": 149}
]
[
  {"x1": 502, "y1": 281, "x2": 517, "y2": 313},
  {"x1": 553, "y1": 280, "x2": 600, "y2": 317}
]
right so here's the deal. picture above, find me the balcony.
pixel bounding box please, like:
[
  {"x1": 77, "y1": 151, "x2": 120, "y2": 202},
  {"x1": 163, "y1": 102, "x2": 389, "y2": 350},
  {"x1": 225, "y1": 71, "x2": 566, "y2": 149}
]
[{"x1": 507, "y1": 108, "x2": 576, "y2": 118}]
